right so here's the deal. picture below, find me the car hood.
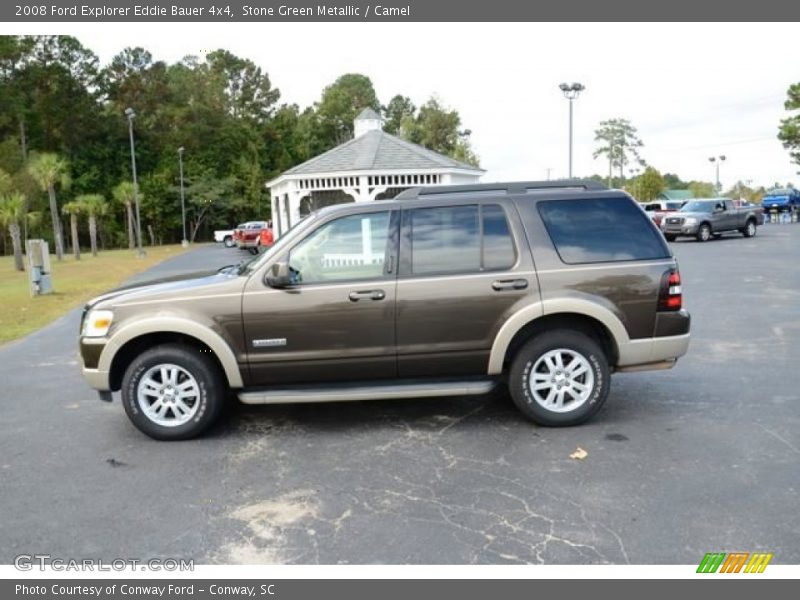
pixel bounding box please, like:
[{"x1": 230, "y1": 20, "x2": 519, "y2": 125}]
[
  {"x1": 672, "y1": 212, "x2": 710, "y2": 219},
  {"x1": 85, "y1": 269, "x2": 245, "y2": 310}
]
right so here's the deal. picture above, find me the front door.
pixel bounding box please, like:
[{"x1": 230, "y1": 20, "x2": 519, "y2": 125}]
[{"x1": 242, "y1": 209, "x2": 399, "y2": 385}]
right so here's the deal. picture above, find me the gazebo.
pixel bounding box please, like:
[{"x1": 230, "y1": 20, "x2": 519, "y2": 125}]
[{"x1": 266, "y1": 108, "x2": 485, "y2": 238}]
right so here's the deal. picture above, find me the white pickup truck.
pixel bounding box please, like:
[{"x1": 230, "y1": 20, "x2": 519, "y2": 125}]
[{"x1": 213, "y1": 228, "x2": 236, "y2": 248}]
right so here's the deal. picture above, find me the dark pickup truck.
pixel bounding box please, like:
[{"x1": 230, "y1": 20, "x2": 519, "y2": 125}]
[{"x1": 661, "y1": 198, "x2": 763, "y2": 242}]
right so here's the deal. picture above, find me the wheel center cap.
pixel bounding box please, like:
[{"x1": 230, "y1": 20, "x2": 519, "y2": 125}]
[{"x1": 555, "y1": 373, "x2": 568, "y2": 385}]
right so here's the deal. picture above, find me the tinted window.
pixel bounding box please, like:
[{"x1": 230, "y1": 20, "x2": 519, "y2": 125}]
[
  {"x1": 538, "y1": 197, "x2": 669, "y2": 264},
  {"x1": 288, "y1": 212, "x2": 391, "y2": 283},
  {"x1": 482, "y1": 204, "x2": 516, "y2": 270},
  {"x1": 411, "y1": 206, "x2": 480, "y2": 274},
  {"x1": 409, "y1": 205, "x2": 517, "y2": 275}
]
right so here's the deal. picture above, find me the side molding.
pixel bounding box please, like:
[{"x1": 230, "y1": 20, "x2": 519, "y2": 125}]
[
  {"x1": 487, "y1": 299, "x2": 631, "y2": 374},
  {"x1": 97, "y1": 316, "x2": 244, "y2": 388}
]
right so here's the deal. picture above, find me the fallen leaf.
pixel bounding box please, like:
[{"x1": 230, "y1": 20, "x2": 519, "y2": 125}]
[{"x1": 569, "y1": 446, "x2": 588, "y2": 460}]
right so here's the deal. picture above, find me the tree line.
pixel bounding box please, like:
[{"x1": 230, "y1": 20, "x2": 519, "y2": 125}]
[{"x1": 0, "y1": 35, "x2": 478, "y2": 267}]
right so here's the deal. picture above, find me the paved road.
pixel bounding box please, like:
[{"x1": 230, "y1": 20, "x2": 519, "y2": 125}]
[{"x1": 0, "y1": 227, "x2": 798, "y2": 565}]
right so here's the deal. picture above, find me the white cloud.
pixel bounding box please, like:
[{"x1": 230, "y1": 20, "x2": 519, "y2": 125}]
[{"x1": 4, "y1": 21, "x2": 798, "y2": 188}]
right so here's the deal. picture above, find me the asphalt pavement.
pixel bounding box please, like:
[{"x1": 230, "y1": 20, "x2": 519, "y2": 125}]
[{"x1": 0, "y1": 226, "x2": 798, "y2": 565}]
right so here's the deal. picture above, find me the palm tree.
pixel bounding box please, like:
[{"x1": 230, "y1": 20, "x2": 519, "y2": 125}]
[
  {"x1": 76, "y1": 194, "x2": 107, "y2": 257},
  {"x1": 112, "y1": 181, "x2": 137, "y2": 250},
  {"x1": 62, "y1": 201, "x2": 83, "y2": 260},
  {"x1": 0, "y1": 192, "x2": 28, "y2": 271},
  {"x1": 27, "y1": 152, "x2": 70, "y2": 261}
]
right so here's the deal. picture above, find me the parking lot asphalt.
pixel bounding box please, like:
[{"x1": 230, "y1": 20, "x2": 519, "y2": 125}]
[{"x1": 0, "y1": 226, "x2": 798, "y2": 565}]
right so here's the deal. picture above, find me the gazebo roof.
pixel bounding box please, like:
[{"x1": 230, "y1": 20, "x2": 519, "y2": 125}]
[{"x1": 281, "y1": 129, "x2": 484, "y2": 176}]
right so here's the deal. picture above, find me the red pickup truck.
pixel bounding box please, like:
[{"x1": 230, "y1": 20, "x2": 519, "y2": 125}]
[{"x1": 234, "y1": 221, "x2": 268, "y2": 254}]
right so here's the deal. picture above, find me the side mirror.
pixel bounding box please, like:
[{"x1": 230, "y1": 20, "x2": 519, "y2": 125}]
[{"x1": 266, "y1": 261, "x2": 292, "y2": 288}]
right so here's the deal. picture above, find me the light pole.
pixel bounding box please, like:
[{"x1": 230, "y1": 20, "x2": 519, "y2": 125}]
[
  {"x1": 125, "y1": 107, "x2": 145, "y2": 257},
  {"x1": 559, "y1": 82, "x2": 585, "y2": 178},
  {"x1": 708, "y1": 155, "x2": 726, "y2": 194},
  {"x1": 178, "y1": 146, "x2": 188, "y2": 247},
  {"x1": 630, "y1": 167, "x2": 641, "y2": 199}
]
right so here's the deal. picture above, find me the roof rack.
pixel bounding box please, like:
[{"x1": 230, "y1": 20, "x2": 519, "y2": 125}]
[{"x1": 394, "y1": 179, "x2": 606, "y2": 200}]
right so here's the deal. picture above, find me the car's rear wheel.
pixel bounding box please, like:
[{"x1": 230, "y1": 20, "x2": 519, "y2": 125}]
[
  {"x1": 508, "y1": 330, "x2": 610, "y2": 427},
  {"x1": 696, "y1": 223, "x2": 712, "y2": 242},
  {"x1": 223, "y1": 236, "x2": 234, "y2": 248},
  {"x1": 121, "y1": 344, "x2": 226, "y2": 440},
  {"x1": 742, "y1": 219, "x2": 757, "y2": 238}
]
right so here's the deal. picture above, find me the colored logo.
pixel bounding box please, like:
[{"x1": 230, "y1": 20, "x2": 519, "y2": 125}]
[{"x1": 697, "y1": 552, "x2": 773, "y2": 573}]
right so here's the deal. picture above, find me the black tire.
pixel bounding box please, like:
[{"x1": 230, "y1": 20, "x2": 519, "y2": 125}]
[
  {"x1": 223, "y1": 236, "x2": 234, "y2": 248},
  {"x1": 121, "y1": 343, "x2": 227, "y2": 440},
  {"x1": 508, "y1": 330, "x2": 610, "y2": 427},
  {"x1": 742, "y1": 219, "x2": 757, "y2": 238},
  {"x1": 248, "y1": 247, "x2": 259, "y2": 255},
  {"x1": 664, "y1": 234, "x2": 677, "y2": 242},
  {"x1": 696, "y1": 223, "x2": 711, "y2": 242}
]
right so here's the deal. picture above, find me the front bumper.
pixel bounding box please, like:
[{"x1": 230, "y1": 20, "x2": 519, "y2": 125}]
[
  {"x1": 663, "y1": 223, "x2": 698, "y2": 236},
  {"x1": 79, "y1": 337, "x2": 111, "y2": 391}
]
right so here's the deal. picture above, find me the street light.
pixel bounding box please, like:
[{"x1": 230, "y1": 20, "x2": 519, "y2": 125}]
[
  {"x1": 559, "y1": 82, "x2": 585, "y2": 178},
  {"x1": 178, "y1": 146, "x2": 188, "y2": 248},
  {"x1": 708, "y1": 155, "x2": 726, "y2": 194},
  {"x1": 125, "y1": 107, "x2": 145, "y2": 257}
]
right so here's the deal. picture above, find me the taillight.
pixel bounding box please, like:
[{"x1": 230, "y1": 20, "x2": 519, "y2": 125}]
[{"x1": 658, "y1": 268, "x2": 682, "y2": 311}]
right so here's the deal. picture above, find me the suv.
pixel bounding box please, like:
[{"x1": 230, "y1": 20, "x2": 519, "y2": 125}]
[{"x1": 79, "y1": 180, "x2": 691, "y2": 440}]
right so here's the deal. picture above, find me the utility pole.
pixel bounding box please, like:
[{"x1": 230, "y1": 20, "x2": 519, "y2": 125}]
[{"x1": 559, "y1": 82, "x2": 585, "y2": 178}]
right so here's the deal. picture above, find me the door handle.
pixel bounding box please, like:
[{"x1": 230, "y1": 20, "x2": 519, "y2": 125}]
[
  {"x1": 348, "y1": 289, "x2": 386, "y2": 302},
  {"x1": 492, "y1": 279, "x2": 528, "y2": 291}
]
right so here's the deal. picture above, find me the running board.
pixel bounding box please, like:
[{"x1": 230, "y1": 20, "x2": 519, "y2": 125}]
[{"x1": 238, "y1": 378, "x2": 498, "y2": 405}]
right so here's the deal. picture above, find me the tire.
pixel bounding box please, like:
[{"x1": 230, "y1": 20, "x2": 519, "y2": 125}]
[
  {"x1": 696, "y1": 223, "x2": 711, "y2": 242},
  {"x1": 248, "y1": 247, "x2": 259, "y2": 255},
  {"x1": 223, "y1": 236, "x2": 234, "y2": 248},
  {"x1": 742, "y1": 219, "x2": 757, "y2": 238},
  {"x1": 508, "y1": 330, "x2": 610, "y2": 427},
  {"x1": 664, "y1": 234, "x2": 676, "y2": 242},
  {"x1": 121, "y1": 343, "x2": 227, "y2": 440}
]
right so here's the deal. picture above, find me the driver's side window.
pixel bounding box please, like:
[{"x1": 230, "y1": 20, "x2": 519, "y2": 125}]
[{"x1": 288, "y1": 211, "x2": 391, "y2": 284}]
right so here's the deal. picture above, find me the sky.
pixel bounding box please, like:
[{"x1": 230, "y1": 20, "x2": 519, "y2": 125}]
[{"x1": 5, "y1": 22, "x2": 799, "y2": 189}]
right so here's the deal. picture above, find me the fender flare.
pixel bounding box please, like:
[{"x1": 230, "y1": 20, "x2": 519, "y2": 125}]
[
  {"x1": 487, "y1": 298, "x2": 630, "y2": 374},
  {"x1": 98, "y1": 316, "x2": 244, "y2": 388}
]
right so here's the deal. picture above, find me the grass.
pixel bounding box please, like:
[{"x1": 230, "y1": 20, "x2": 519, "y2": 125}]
[{"x1": 0, "y1": 245, "x2": 190, "y2": 345}]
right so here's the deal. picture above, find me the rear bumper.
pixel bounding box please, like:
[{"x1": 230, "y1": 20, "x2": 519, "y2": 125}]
[{"x1": 617, "y1": 310, "x2": 691, "y2": 371}]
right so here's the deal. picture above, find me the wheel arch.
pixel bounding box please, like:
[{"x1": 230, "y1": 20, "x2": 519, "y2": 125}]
[
  {"x1": 101, "y1": 318, "x2": 244, "y2": 391},
  {"x1": 488, "y1": 301, "x2": 627, "y2": 375}
]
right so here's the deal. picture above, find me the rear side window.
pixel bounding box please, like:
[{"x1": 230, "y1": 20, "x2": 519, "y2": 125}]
[
  {"x1": 537, "y1": 197, "x2": 669, "y2": 264},
  {"x1": 409, "y1": 204, "x2": 516, "y2": 275}
]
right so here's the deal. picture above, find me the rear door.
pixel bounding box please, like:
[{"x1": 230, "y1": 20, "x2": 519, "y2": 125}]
[{"x1": 395, "y1": 200, "x2": 536, "y2": 377}]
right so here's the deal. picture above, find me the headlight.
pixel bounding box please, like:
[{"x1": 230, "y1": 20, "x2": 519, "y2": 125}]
[
  {"x1": 684, "y1": 217, "x2": 697, "y2": 225},
  {"x1": 82, "y1": 309, "x2": 113, "y2": 337}
]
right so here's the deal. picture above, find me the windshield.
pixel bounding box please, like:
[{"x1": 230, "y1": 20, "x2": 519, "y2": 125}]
[
  {"x1": 236, "y1": 213, "x2": 317, "y2": 275},
  {"x1": 681, "y1": 201, "x2": 714, "y2": 213},
  {"x1": 765, "y1": 189, "x2": 791, "y2": 197}
]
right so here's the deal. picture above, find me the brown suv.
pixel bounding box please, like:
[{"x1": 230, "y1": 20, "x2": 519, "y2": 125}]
[{"x1": 79, "y1": 180, "x2": 690, "y2": 440}]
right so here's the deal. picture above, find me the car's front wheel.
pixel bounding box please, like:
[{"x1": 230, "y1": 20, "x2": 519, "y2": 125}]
[
  {"x1": 664, "y1": 234, "x2": 676, "y2": 242},
  {"x1": 508, "y1": 330, "x2": 610, "y2": 427},
  {"x1": 121, "y1": 343, "x2": 226, "y2": 440},
  {"x1": 696, "y1": 223, "x2": 712, "y2": 242}
]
